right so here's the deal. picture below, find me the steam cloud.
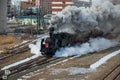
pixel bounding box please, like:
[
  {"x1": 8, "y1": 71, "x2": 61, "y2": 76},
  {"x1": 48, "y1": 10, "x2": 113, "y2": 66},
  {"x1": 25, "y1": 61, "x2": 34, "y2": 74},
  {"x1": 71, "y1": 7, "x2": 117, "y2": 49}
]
[
  {"x1": 29, "y1": 37, "x2": 118, "y2": 57},
  {"x1": 54, "y1": 37, "x2": 118, "y2": 57},
  {"x1": 49, "y1": 0, "x2": 120, "y2": 34}
]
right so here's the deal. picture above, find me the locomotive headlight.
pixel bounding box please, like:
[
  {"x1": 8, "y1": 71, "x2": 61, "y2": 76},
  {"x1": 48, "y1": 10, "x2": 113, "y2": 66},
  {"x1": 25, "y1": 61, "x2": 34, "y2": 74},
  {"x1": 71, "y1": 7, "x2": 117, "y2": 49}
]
[{"x1": 45, "y1": 43, "x2": 49, "y2": 48}]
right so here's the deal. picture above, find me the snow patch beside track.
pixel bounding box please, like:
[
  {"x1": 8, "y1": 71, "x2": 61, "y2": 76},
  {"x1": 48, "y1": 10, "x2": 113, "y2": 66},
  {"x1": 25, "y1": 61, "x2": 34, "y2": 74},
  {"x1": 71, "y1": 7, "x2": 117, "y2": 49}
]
[
  {"x1": 90, "y1": 49, "x2": 120, "y2": 69},
  {"x1": 1, "y1": 55, "x2": 39, "y2": 70},
  {"x1": 1, "y1": 35, "x2": 48, "y2": 70}
]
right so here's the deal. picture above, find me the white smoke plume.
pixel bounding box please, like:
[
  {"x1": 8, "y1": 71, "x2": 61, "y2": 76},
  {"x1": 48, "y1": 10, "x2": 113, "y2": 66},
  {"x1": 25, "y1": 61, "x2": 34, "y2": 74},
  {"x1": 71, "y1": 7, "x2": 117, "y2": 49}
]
[
  {"x1": 49, "y1": 0, "x2": 120, "y2": 34},
  {"x1": 54, "y1": 37, "x2": 118, "y2": 57},
  {"x1": 29, "y1": 40, "x2": 42, "y2": 56},
  {"x1": 29, "y1": 35, "x2": 49, "y2": 56},
  {"x1": 28, "y1": 37, "x2": 118, "y2": 57}
]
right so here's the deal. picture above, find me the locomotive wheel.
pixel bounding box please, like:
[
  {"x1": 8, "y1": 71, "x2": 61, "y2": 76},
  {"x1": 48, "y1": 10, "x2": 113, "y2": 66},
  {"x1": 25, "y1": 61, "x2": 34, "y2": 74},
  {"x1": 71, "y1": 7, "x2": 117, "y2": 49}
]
[
  {"x1": 41, "y1": 52, "x2": 45, "y2": 55},
  {"x1": 45, "y1": 52, "x2": 54, "y2": 57}
]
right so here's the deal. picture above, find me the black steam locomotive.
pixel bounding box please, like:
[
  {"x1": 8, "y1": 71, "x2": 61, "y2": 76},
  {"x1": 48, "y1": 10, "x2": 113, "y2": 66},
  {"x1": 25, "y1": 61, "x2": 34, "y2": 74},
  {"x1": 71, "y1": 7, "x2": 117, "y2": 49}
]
[{"x1": 40, "y1": 27, "x2": 104, "y2": 57}]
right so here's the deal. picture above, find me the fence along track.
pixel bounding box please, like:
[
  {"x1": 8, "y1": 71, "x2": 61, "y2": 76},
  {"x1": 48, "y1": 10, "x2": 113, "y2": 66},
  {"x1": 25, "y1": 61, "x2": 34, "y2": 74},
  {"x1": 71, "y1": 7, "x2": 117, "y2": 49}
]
[{"x1": 103, "y1": 64, "x2": 120, "y2": 80}]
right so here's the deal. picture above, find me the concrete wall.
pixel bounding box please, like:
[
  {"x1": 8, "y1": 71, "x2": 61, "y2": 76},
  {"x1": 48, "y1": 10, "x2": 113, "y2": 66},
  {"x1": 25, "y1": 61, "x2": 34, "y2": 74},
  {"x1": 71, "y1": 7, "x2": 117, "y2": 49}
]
[{"x1": 0, "y1": 0, "x2": 7, "y2": 34}]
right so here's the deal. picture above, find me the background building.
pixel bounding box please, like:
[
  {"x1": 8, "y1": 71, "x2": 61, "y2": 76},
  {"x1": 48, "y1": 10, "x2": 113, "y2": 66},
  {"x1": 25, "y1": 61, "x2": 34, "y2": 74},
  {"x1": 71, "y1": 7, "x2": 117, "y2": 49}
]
[
  {"x1": 20, "y1": 1, "x2": 32, "y2": 10},
  {"x1": 28, "y1": 0, "x2": 36, "y2": 6},
  {"x1": 20, "y1": 0, "x2": 92, "y2": 15},
  {"x1": 39, "y1": 0, "x2": 52, "y2": 15},
  {"x1": 73, "y1": 0, "x2": 92, "y2": 7},
  {"x1": 51, "y1": 0, "x2": 73, "y2": 14},
  {"x1": 51, "y1": 0, "x2": 91, "y2": 14},
  {"x1": 20, "y1": 0, "x2": 36, "y2": 10},
  {"x1": 20, "y1": 0, "x2": 52, "y2": 15},
  {"x1": 7, "y1": 0, "x2": 12, "y2": 14}
]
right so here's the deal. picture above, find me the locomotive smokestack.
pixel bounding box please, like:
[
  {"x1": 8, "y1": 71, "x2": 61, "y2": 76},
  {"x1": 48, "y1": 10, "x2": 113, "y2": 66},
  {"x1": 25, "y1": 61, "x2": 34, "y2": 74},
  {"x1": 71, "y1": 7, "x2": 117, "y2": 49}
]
[{"x1": 49, "y1": 27, "x2": 55, "y2": 38}]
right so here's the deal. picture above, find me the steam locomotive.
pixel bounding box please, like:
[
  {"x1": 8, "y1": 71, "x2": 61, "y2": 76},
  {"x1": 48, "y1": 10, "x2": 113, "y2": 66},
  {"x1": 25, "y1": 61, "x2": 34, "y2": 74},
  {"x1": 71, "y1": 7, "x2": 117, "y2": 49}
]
[{"x1": 40, "y1": 27, "x2": 104, "y2": 57}]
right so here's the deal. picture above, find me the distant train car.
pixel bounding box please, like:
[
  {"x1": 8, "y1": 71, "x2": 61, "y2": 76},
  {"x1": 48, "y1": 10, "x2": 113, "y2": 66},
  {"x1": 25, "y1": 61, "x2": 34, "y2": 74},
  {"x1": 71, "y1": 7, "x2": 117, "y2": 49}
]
[{"x1": 40, "y1": 27, "x2": 104, "y2": 57}]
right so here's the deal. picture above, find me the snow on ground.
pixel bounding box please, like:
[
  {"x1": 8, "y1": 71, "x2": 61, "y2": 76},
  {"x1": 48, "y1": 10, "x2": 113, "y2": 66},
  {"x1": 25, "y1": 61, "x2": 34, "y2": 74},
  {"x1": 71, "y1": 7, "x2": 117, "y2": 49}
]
[
  {"x1": 29, "y1": 40, "x2": 42, "y2": 56},
  {"x1": 1, "y1": 34, "x2": 48, "y2": 70},
  {"x1": 90, "y1": 49, "x2": 120, "y2": 69},
  {"x1": 38, "y1": 79, "x2": 45, "y2": 80},
  {"x1": 1, "y1": 55, "x2": 39, "y2": 70},
  {"x1": 50, "y1": 49, "x2": 120, "y2": 75},
  {"x1": 68, "y1": 67, "x2": 94, "y2": 75},
  {"x1": 21, "y1": 40, "x2": 30, "y2": 44},
  {"x1": 55, "y1": 37, "x2": 118, "y2": 57},
  {"x1": 29, "y1": 35, "x2": 48, "y2": 55},
  {"x1": 0, "y1": 50, "x2": 3, "y2": 53},
  {"x1": 18, "y1": 48, "x2": 120, "y2": 80},
  {"x1": 50, "y1": 67, "x2": 94, "y2": 75},
  {"x1": 13, "y1": 40, "x2": 30, "y2": 48}
]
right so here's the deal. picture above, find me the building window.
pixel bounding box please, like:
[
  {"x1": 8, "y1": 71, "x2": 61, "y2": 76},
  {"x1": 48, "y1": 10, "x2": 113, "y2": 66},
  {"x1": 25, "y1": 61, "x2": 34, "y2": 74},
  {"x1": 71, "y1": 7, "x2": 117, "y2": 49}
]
[{"x1": 63, "y1": 1, "x2": 65, "y2": 4}]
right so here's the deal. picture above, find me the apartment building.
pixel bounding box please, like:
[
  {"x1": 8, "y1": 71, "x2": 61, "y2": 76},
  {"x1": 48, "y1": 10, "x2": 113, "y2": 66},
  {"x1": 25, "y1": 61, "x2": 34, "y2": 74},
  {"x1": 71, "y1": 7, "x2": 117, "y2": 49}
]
[
  {"x1": 7, "y1": 0, "x2": 12, "y2": 13},
  {"x1": 20, "y1": 0, "x2": 91, "y2": 14},
  {"x1": 39, "y1": 0, "x2": 52, "y2": 14},
  {"x1": 20, "y1": 0, "x2": 36, "y2": 10},
  {"x1": 52, "y1": 0, "x2": 92, "y2": 14},
  {"x1": 73, "y1": 0, "x2": 92, "y2": 7},
  {"x1": 51, "y1": 0, "x2": 73, "y2": 14},
  {"x1": 28, "y1": 0, "x2": 36, "y2": 6},
  {"x1": 28, "y1": 0, "x2": 51, "y2": 14}
]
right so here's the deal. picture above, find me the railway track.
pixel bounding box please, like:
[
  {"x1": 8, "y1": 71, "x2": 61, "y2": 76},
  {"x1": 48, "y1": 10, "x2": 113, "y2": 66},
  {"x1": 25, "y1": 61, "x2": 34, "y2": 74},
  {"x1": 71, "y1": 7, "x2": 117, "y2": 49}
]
[
  {"x1": 0, "y1": 39, "x2": 37, "y2": 60},
  {"x1": 103, "y1": 64, "x2": 120, "y2": 80},
  {"x1": 0, "y1": 56, "x2": 65, "y2": 80},
  {"x1": 7, "y1": 57, "x2": 47, "y2": 76},
  {"x1": 0, "y1": 34, "x2": 48, "y2": 60}
]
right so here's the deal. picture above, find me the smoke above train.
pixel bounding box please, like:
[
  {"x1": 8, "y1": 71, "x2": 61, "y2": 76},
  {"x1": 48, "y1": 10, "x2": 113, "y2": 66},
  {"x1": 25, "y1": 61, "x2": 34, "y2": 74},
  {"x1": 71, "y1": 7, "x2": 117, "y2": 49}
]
[{"x1": 49, "y1": 0, "x2": 120, "y2": 35}]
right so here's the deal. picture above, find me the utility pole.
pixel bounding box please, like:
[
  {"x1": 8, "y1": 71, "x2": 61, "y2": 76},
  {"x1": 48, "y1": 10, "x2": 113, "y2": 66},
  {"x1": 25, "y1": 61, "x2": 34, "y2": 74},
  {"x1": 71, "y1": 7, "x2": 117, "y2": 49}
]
[
  {"x1": 0, "y1": 0, "x2": 7, "y2": 34},
  {"x1": 37, "y1": 5, "x2": 40, "y2": 35},
  {"x1": 29, "y1": 1, "x2": 33, "y2": 36},
  {"x1": 37, "y1": 0, "x2": 43, "y2": 35}
]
